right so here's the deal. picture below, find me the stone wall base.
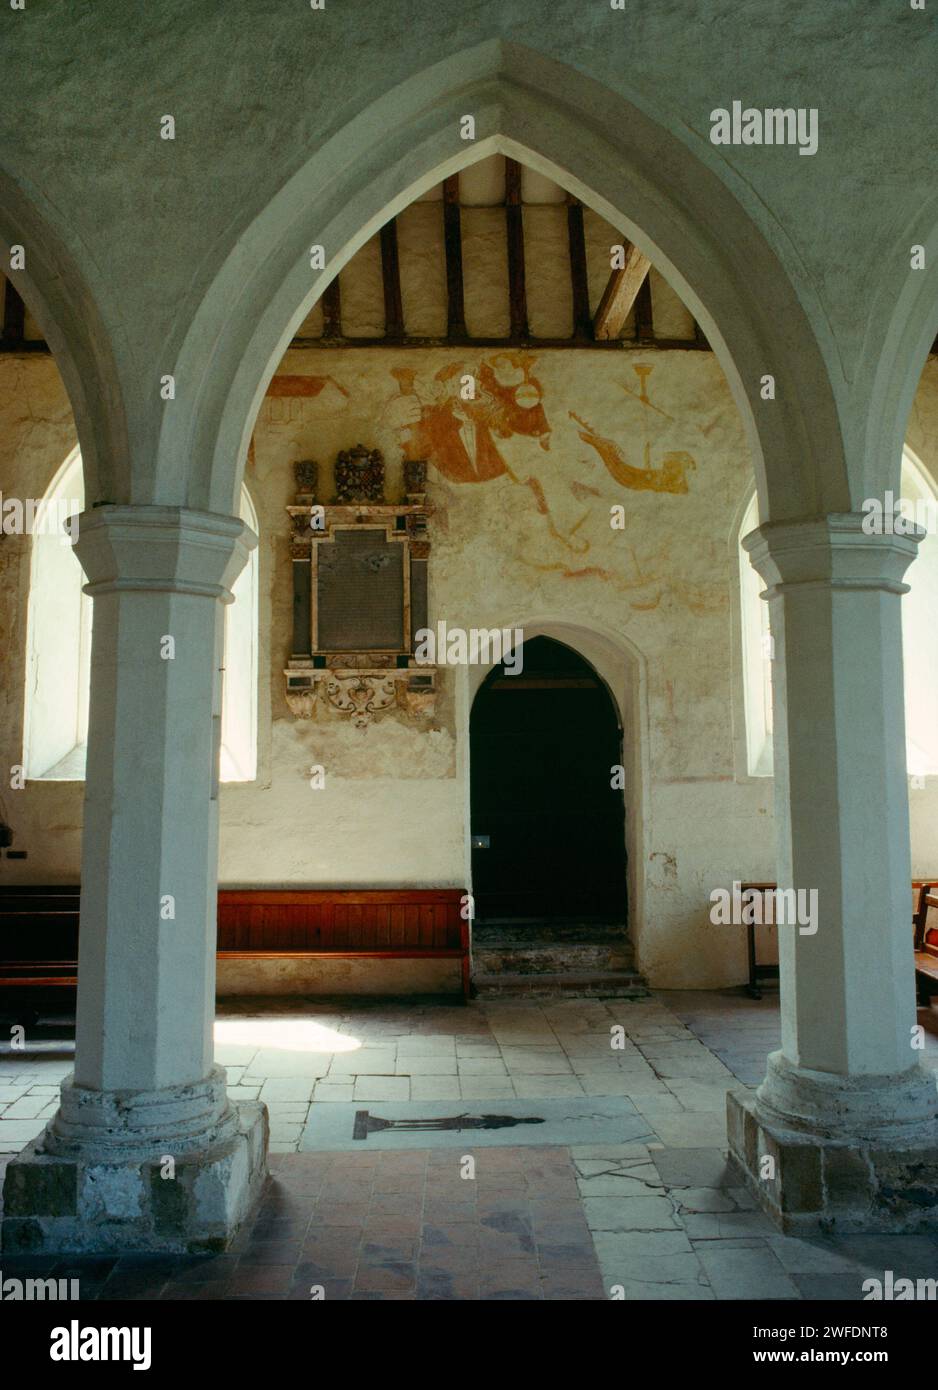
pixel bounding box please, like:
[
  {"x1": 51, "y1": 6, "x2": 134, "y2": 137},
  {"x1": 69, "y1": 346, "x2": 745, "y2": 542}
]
[
  {"x1": 1, "y1": 1102, "x2": 268, "y2": 1254},
  {"x1": 727, "y1": 1090, "x2": 938, "y2": 1233},
  {"x1": 216, "y1": 955, "x2": 463, "y2": 996}
]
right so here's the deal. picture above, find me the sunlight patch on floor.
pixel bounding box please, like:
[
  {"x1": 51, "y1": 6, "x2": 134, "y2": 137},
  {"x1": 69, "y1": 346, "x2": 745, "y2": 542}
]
[{"x1": 213, "y1": 1018, "x2": 362, "y2": 1053}]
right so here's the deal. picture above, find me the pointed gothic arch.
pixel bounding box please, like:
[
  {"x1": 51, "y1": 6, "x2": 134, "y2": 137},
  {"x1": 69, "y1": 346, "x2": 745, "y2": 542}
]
[
  {"x1": 0, "y1": 175, "x2": 128, "y2": 506},
  {"x1": 153, "y1": 39, "x2": 849, "y2": 529},
  {"x1": 465, "y1": 616, "x2": 649, "y2": 965},
  {"x1": 469, "y1": 634, "x2": 629, "y2": 923}
]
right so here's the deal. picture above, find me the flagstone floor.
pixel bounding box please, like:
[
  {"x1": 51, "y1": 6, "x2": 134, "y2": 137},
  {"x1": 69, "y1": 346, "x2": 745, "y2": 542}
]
[{"x1": 1, "y1": 989, "x2": 936, "y2": 1300}]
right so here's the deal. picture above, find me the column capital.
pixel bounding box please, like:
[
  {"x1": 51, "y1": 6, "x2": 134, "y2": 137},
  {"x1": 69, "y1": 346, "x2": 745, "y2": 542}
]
[
  {"x1": 73, "y1": 504, "x2": 256, "y2": 600},
  {"x1": 742, "y1": 512, "x2": 922, "y2": 596}
]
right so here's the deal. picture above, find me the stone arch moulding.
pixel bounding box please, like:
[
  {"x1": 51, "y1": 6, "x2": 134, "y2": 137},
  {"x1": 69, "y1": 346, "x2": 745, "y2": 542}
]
[
  {"x1": 862, "y1": 185, "x2": 938, "y2": 504},
  {"x1": 463, "y1": 617, "x2": 650, "y2": 972},
  {"x1": 157, "y1": 39, "x2": 850, "y2": 527},
  {"x1": 0, "y1": 174, "x2": 128, "y2": 507}
]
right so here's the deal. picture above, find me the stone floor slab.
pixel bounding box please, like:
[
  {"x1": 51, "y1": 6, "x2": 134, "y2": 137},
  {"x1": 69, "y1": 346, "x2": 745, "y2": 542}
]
[
  {"x1": 646, "y1": 1113, "x2": 732, "y2": 1148},
  {"x1": 2, "y1": 990, "x2": 934, "y2": 1298},
  {"x1": 695, "y1": 1244, "x2": 801, "y2": 1300},
  {"x1": 300, "y1": 1097, "x2": 654, "y2": 1152}
]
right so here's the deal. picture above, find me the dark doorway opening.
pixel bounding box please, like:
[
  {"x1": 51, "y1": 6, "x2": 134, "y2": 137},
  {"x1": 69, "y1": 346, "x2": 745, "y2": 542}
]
[{"x1": 469, "y1": 636, "x2": 628, "y2": 926}]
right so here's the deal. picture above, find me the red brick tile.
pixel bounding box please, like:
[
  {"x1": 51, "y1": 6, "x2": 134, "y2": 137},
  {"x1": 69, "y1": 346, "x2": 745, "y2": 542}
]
[{"x1": 354, "y1": 1262, "x2": 416, "y2": 1293}]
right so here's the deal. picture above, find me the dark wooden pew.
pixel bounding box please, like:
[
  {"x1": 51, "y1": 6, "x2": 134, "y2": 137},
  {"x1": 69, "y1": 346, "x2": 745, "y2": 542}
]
[
  {"x1": 913, "y1": 883, "x2": 938, "y2": 1007},
  {"x1": 742, "y1": 880, "x2": 938, "y2": 1005},
  {"x1": 0, "y1": 886, "x2": 80, "y2": 988},
  {"x1": 0, "y1": 885, "x2": 470, "y2": 1001},
  {"x1": 216, "y1": 888, "x2": 470, "y2": 1000},
  {"x1": 740, "y1": 880, "x2": 779, "y2": 999}
]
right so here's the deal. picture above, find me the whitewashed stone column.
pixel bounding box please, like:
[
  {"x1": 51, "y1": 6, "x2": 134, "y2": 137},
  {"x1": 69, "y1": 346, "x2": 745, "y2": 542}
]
[
  {"x1": 1, "y1": 506, "x2": 268, "y2": 1254},
  {"x1": 728, "y1": 514, "x2": 938, "y2": 1231}
]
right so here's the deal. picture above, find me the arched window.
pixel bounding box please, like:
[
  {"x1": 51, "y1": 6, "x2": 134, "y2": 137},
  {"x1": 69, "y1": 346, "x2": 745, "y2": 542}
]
[
  {"x1": 899, "y1": 451, "x2": 938, "y2": 779},
  {"x1": 220, "y1": 487, "x2": 259, "y2": 782},
  {"x1": 739, "y1": 449, "x2": 938, "y2": 778},
  {"x1": 24, "y1": 454, "x2": 259, "y2": 783},
  {"x1": 22, "y1": 450, "x2": 90, "y2": 781},
  {"x1": 738, "y1": 491, "x2": 773, "y2": 777}
]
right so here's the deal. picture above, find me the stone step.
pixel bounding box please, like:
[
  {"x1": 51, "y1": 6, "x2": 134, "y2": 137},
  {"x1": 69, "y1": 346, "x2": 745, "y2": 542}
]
[
  {"x1": 473, "y1": 920, "x2": 628, "y2": 946},
  {"x1": 472, "y1": 968, "x2": 649, "y2": 999},
  {"x1": 473, "y1": 940, "x2": 635, "y2": 977}
]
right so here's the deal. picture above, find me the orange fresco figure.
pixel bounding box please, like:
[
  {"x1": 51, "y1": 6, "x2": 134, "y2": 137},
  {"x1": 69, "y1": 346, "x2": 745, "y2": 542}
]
[
  {"x1": 569, "y1": 410, "x2": 695, "y2": 494},
  {"x1": 391, "y1": 353, "x2": 550, "y2": 484}
]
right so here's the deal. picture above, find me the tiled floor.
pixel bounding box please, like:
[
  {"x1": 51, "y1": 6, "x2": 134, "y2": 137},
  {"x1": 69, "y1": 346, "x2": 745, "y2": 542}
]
[{"x1": 1, "y1": 989, "x2": 936, "y2": 1300}]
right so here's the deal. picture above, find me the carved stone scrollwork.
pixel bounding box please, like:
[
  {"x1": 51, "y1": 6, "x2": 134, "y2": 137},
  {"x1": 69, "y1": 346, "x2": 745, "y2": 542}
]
[
  {"x1": 324, "y1": 673, "x2": 398, "y2": 729},
  {"x1": 283, "y1": 666, "x2": 438, "y2": 727}
]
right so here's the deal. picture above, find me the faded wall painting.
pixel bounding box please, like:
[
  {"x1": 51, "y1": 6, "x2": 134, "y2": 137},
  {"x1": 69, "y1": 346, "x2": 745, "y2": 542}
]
[
  {"x1": 377, "y1": 354, "x2": 693, "y2": 497},
  {"x1": 382, "y1": 354, "x2": 550, "y2": 484},
  {"x1": 258, "y1": 347, "x2": 726, "y2": 613}
]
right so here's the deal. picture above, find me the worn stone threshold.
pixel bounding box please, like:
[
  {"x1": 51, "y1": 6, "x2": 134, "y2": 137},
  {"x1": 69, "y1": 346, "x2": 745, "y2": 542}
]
[{"x1": 472, "y1": 969, "x2": 649, "y2": 998}]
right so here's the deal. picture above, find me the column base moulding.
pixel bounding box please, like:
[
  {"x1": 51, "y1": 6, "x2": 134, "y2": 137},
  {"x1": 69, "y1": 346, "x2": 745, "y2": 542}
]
[
  {"x1": 727, "y1": 1057, "x2": 938, "y2": 1234},
  {"x1": 1, "y1": 1068, "x2": 268, "y2": 1254}
]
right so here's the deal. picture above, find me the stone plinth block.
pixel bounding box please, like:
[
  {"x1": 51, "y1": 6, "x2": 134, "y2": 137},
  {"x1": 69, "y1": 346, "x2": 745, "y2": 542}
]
[
  {"x1": 727, "y1": 1089, "x2": 938, "y2": 1234},
  {"x1": 1, "y1": 1088, "x2": 268, "y2": 1255}
]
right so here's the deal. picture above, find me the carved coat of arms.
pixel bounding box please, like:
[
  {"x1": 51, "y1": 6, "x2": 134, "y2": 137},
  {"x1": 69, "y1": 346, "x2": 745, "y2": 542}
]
[{"x1": 334, "y1": 444, "x2": 385, "y2": 503}]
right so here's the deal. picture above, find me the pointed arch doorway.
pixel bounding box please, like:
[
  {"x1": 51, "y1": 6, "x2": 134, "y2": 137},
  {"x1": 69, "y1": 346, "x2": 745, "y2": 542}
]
[{"x1": 469, "y1": 636, "x2": 628, "y2": 927}]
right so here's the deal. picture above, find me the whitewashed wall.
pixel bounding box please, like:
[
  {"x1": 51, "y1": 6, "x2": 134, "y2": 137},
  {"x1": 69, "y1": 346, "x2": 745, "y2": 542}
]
[{"x1": 3, "y1": 352, "x2": 938, "y2": 987}]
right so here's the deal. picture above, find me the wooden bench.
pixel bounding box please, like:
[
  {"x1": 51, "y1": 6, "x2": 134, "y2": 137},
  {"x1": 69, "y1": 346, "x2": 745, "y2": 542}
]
[
  {"x1": 743, "y1": 880, "x2": 938, "y2": 1008},
  {"x1": 0, "y1": 885, "x2": 470, "y2": 1002},
  {"x1": 740, "y1": 881, "x2": 779, "y2": 999},
  {"x1": 0, "y1": 886, "x2": 80, "y2": 989},
  {"x1": 216, "y1": 888, "x2": 470, "y2": 1000},
  {"x1": 913, "y1": 883, "x2": 938, "y2": 1008}
]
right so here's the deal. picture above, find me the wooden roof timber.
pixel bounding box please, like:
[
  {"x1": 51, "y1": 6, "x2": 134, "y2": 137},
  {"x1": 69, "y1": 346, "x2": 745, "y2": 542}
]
[
  {"x1": 442, "y1": 174, "x2": 467, "y2": 339},
  {"x1": 504, "y1": 158, "x2": 528, "y2": 342},
  {"x1": 593, "y1": 242, "x2": 652, "y2": 341}
]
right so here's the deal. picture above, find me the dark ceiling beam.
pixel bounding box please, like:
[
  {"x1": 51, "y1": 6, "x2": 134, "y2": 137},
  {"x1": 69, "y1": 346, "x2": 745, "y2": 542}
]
[
  {"x1": 289, "y1": 332, "x2": 708, "y2": 351},
  {"x1": 443, "y1": 175, "x2": 467, "y2": 339},
  {"x1": 565, "y1": 196, "x2": 592, "y2": 342},
  {"x1": 633, "y1": 271, "x2": 654, "y2": 341},
  {"x1": 379, "y1": 218, "x2": 404, "y2": 339},
  {"x1": 2, "y1": 278, "x2": 25, "y2": 344},
  {"x1": 504, "y1": 158, "x2": 528, "y2": 343},
  {"x1": 321, "y1": 276, "x2": 341, "y2": 338}
]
